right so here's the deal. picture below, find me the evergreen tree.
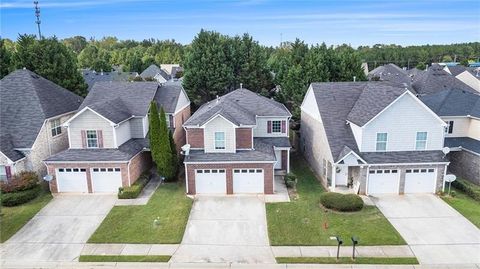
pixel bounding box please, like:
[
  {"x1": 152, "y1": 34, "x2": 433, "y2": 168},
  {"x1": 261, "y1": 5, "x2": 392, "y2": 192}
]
[
  {"x1": 169, "y1": 130, "x2": 178, "y2": 178},
  {"x1": 158, "y1": 107, "x2": 175, "y2": 179},
  {"x1": 148, "y1": 101, "x2": 162, "y2": 169},
  {"x1": 0, "y1": 39, "x2": 14, "y2": 78}
]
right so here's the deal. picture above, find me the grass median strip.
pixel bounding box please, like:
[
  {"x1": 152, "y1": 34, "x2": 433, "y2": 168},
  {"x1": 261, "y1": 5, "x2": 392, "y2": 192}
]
[
  {"x1": 441, "y1": 188, "x2": 480, "y2": 228},
  {"x1": 276, "y1": 257, "x2": 419, "y2": 264},
  {"x1": 79, "y1": 255, "x2": 171, "y2": 262}
]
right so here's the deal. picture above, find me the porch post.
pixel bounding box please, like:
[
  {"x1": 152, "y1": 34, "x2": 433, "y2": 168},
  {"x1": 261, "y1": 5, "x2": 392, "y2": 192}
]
[{"x1": 331, "y1": 164, "x2": 336, "y2": 192}]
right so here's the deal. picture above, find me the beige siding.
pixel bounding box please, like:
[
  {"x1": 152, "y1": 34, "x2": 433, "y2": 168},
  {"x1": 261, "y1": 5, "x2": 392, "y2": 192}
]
[
  {"x1": 115, "y1": 120, "x2": 131, "y2": 147},
  {"x1": 253, "y1": 117, "x2": 289, "y2": 137},
  {"x1": 68, "y1": 109, "x2": 114, "y2": 148},
  {"x1": 362, "y1": 94, "x2": 445, "y2": 152},
  {"x1": 204, "y1": 116, "x2": 236, "y2": 153},
  {"x1": 300, "y1": 86, "x2": 321, "y2": 121},
  {"x1": 350, "y1": 123, "x2": 363, "y2": 150},
  {"x1": 443, "y1": 117, "x2": 471, "y2": 138},
  {"x1": 468, "y1": 118, "x2": 480, "y2": 140},
  {"x1": 130, "y1": 117, "x2": 145, "y2": 138},
  {"x1": 175, "y1": 89, "x2": 190, "y2": 113},
  {"x1": 456, "y1": 72, "x2": 480, "y2": 92}
]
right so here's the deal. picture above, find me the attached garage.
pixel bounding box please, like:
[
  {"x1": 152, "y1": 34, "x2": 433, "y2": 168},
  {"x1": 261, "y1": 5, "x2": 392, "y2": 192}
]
[
  {"x1": 195, "y1": 169, "x2": 226, "y2": 194},
  {"x1": 91, "y1": 167, "x2": 122, "y2": 193},
  {"x1": 56, "y1": 168, "x2": 88, "y2": 193},
  {"x1": 404, "y1": 168, "x2": 436, "y2": 193},
  {"x1": 233, "y1": 169, "x2": 264, "y2": 193},
  {"x1": 367, "y1": 169, "x2": 400, "y2": 194}
]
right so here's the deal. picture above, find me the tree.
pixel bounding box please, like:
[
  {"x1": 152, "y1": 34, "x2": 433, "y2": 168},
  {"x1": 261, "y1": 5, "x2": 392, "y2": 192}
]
[
  {"x1": 0, "y1": 39, "x2": 14, "y2": 78},
  {"x1": 14, "y1": 35, "x2": 88, "y2": 96},
  {"x1": 63, "y1": 36, "x2": 87, "y2": 53},
  {"x1": 157, "y1": 107, "x2": 175, "y2": 179},
  {"x1": 169, "y1": 130, "x2": 178, "y2": 178},
  {"x1": 148, "y1": 101, "x2": 161, "y2": 172}
]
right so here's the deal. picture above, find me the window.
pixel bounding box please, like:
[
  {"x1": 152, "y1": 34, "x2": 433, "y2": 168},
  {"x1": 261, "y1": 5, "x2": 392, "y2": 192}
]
[
  {"x1": 0, "y1": 166, "x2": 7, "y2": 181},
  {"x1": 272, "y1": 120, "x2": 281, "y2": 133},
  {"x1": 428, "y1": 169, "x2": 434, "y2": 173},
  {"x1": 214, "y1": 132, "x2": 225, "y2": 149},
  {"x1": 445, "y1": 121, "x2": 454, "y2": 134},
  {"x1": 86, "y1": 130, "x2": 98, "y2": 148},
  {"x1": 416, "y1": 132, "x2": 427, "y2": 150},
  {"x1": 376, "y1": 133, "x2": 388, "y2": 151},
  {"x1": 51, "y1": 119, "x2": 62, "y2": 137}
]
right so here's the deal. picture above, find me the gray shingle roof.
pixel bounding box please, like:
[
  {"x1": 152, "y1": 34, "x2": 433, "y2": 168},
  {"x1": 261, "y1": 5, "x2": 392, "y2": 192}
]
[
  {"x1": 0, "y1": 69, "x2": 83, "y2": 160},
  {"x1": 412, "y1": 65, "x2": 477, "y2": 95},
  {"x1": 45, "y1": 138, "x2": 148, "y2": 162},
  {"x1": 360, "y1": 151, "x2": 447, "y2": 164},
  {"x1": 368, "y1": 64, "x2": 411, "y2": 85},
  {"x1": 80, "y1": 81, "x2": 159, "y2": 123},
  {"x1": 140, "y1": 64, "x2": 170, "y2": 80},
  {"x1": 183, "y1": 137, "x2": 288, "y2": 163},
  {"x1": 81, "y1": 69, "x2": 138, "y2": 90},
  {"x1": 420, "y1": 89, "x2": 480, "y2": 118},
  {"x1": 446, "y1": 65, "x2": 467, "y2": 76},
  {"x1": 445, "y1": 137, "x2": 480, "y2": 154},
  {"x1": 154, "y1": 81, "x2": 183, "y2": 114},
  {"x1": 184, "y1": 88, "x2": 291, "y2": 126}
]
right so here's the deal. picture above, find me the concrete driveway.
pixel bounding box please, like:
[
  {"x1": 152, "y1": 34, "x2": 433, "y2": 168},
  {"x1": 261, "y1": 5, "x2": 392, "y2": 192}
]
[
  {"x1": 171, "y1": 195, "x2": 275, "y2": 264},
  {"x1": 0, "y1": 195, "x2": 116, "y2": 262},
  {"x1": 373, "y1": 194, "x2": 480, "y2": 265}
]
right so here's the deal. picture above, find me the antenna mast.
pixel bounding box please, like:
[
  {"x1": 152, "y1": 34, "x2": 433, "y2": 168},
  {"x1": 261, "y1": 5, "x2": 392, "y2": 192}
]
[{"x1": 34, "y1": 1, "x2": 42, "y2": 39}]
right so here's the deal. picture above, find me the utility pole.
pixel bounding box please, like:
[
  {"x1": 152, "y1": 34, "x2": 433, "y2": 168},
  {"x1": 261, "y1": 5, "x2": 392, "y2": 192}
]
[{"x1": 34, "y1": 1, "x2": 42, "y2": 39}]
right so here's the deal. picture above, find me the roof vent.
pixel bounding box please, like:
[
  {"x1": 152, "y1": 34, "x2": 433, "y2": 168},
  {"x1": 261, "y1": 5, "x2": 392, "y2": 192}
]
[
  {"x1": 216, "y1": 95, "x2": 220, "y2": 103},
  {"x1": 240, "y1": 83, "x2": 243, "y2": 89},
  {"x1": 23, "y1": 67, "x2": 26, "y2": 70}
]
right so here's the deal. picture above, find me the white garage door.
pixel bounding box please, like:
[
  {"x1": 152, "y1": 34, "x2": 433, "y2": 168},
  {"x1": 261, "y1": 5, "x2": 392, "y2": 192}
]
[
  {"x1": 91, "y1": 167, "x2": 122, "y2": 193},
  {"x1": 233, "y1": 169, "x2": 264, "y2": 193},
  {"x1": 367, "y1": 169, "x2": 400, "y2": 194},
  {"x1": 56, "y1": 168, "x2": 88, "y2": 193},
  {"x1": 404, "y1": 168, "x2": 436, "y2": 193},
  {"x1": 195, "y1": 169, "x2": 226, "y2": 194}
]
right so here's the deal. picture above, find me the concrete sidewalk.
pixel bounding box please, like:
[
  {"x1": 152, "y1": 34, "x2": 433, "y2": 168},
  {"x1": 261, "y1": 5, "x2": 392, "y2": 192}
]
[
  {"x1": 81, "y1": 243, "x2": 179, "y2": 256},
  {"x1": 272, "y1": 245, "x2": 415, "y2": 258},
  {"x1": 115, "y1": 175, "x2": 161, "y2": 206}
]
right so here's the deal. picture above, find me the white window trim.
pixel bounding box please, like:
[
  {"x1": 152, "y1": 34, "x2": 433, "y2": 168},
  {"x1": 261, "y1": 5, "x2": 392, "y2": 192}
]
[
  {"x1": 86, "y1": 130, "x2": 99, "y2": 149},
  {"x1": 271, "y1": 120, "x2": 282, "y2": 133},
  {"x1": 375, "y1": 132, "x2": 388, "y2": 152},
  {"x1": 51, "y1": 118, "x2": 62, "y2": 137},
  {"x1": 415, "y1": 131, "x2": 428, "y2": 150},
  {"x1": 214, "y1": 131, "x2": 225, "y2": 150}
]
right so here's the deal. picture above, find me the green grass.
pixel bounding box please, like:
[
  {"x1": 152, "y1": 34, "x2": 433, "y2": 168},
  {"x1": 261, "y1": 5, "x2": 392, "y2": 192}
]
[
  {"x1": 79, "y1": 255, "x2": 171, "y2": 262},
  {"x1": 88, "y1": 182, "x2": 192, "y2": 243},
  {"x1": 266, "y1": 155, "x2": 405, "y2": 246},
  {"x1": 0, "y1": 189, "x2": 52, "y2": 243},
  {"x1": 441, "y1": 188, "x2": 480, "y2": 228},
  {"x1": 276, "y1": 257, "x2": 418, "y2": 264}
]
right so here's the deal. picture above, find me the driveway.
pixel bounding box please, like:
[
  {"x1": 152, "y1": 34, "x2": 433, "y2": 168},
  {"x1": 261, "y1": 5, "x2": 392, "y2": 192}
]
[
  {"x1": 171, "y1": 195, "x2": 275, "y2": 264},
  {"x1": 0, "y1": 195, "x2": 116, "y2": 262},
  {"x1": 373, "y1": 194, "x2": 480, "y2": 264}
]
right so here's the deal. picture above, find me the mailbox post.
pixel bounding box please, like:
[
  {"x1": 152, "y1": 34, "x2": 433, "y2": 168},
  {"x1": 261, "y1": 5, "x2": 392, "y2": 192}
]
[
  {"x1": 351, "y1": 236, "x2": 358, "y2": 260},
  {"x1": 335, "y1": 236, "x2": 343, "y2": 260}
]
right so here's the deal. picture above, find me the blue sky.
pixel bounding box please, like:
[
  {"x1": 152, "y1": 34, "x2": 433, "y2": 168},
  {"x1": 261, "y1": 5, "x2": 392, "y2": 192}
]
[{"x1": 1, "y1": 0, "x2": 479, "y2": 47}]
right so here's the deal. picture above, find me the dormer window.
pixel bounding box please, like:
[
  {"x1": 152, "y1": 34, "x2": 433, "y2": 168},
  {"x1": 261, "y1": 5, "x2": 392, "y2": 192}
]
[
  {"x1": 376, "y1": 133, "x2": 388, "y2": 151},
  {"x1": 272, "y1": 120, "x2": 282, "y2": 133},
  {"x1": 214, "y1": 132, "x2": 225, "y2": 150},
  {"x1": 86, "y1": 130, "x2": 98, "y2": 148}
]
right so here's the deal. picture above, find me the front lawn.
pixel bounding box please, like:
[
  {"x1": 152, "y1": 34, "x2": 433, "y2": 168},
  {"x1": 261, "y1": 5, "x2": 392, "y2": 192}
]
[
  {"x1": 266, "y1": 155, "x2": 405, "y2": 246},
  {"x1": 0, "y1": 189, "x2": 52, "y2": 242},
  {"x1": 441, "y1": 188, "x2": 480, "y2": 228},
  {"x1": 276, "y1": 257, "x2": 418, "y2": 264},
  {"x1": 88, "y1": 182, "x2": 192, "y2": 243}
]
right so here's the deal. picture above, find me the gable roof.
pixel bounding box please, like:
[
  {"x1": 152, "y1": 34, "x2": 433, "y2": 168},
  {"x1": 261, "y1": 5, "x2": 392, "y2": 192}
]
[
  {"x1": 0, "y1": 69, "x2": 83, "y2": 160},
  {"x1": 81, "y1": 69, "x2": 138, "y2": 90},
  {"x1": 412, "y1": 65, "x2": 477, "y2": 95},
  {"x1": 445, "y1": 65, "x2": 467, "y2": 76},
  {"x1": 140, "y1": 64, "x2": 170, "y2": 81},
  {"x1": 154, "y1": 81, "x2": 184, "y2": 114},
  {"x1": 79, "y1": 81, "x2": 159, "y2": 123},
  {"x1": 184, "y1": 88, "x2": 291, "y2": 127},
  {"x1": 420, "y1": 88, "x2": 480, "y2": 118},
  {"x1": 368, "y1": 64, "x2": 411, "y2": 85}
]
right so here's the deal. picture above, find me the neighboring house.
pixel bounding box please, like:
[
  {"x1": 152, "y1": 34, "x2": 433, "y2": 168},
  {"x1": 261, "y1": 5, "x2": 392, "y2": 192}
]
[
  {"x1": 160, "y1": 64, "x2": 182, "y2": 78},
  {"x1": 44, "y1": 81, "x2": 190, "y2": 193},
  {"x1": 421, "y1": 89, "x2": 480, "y2": 184},
  {"x1": 182, "y1": 87, "x2": 292, "y2": 195},
  {"x1": 443, "y1": 65, "x2": 467, "y2": 76},
  {"x1": 0, "y1": 69, "x2": 83, "y2": 180},
  {"x1": 412, "y1": 64, "x2": 476, "y2": 95},
  {"x1": 300, "y1": 81, "x2": 449, "y2": 195},
  {"x1": 140, "y1": 64, "x2": 170, "y2": 83},
  {"x1": 368, "y1": 63, "x2": 411, "y2": 86},
  {"x1": 406, "y1": 68, "x2": 425, "y2": 79},
  {"x1": 455, "y1": 69, "x2": 480, "y2": 92},
  {"x1": 81, "y1": 69, "x2": 138, "y2": 90}
]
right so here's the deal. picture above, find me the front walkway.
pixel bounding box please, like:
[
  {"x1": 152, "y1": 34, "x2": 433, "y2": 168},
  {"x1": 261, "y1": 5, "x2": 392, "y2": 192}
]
[
  {"x1": 372, "y1": 194, "x2": 480, "y2": 265},
  {"x1": 115, "y1": 175, "x2": 161, "y2": 206},
  {"x1": 170, "y1": 195, "x2": 276, "y2": 264}
]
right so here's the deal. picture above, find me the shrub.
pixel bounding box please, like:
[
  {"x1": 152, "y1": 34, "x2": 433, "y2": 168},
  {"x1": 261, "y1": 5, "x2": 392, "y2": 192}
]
[
  {"x1": 118, "y1": 171, "x2": 151, "y2": 199},
  {"x1": 0, "y1": 171, "x2": 39, "y2": 193},
  {"x1": 452, "y1": 179, "x2": 480, "y2": 201},
  {"x1": 320, "y1": 192, "x2": 364, "y2": 212},
  {"x1": 285, "y1": 173, "x2": 297, "y2": 189},
  {"x1": 1, "y1": 185, "x2": 41, "y2": 207}
]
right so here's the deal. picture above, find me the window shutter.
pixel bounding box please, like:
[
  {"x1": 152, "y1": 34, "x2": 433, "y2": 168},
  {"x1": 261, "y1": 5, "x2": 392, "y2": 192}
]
[
  {"x1": 81, "y1": 130, "x2": 87, "y2": 148},
  {"x1": 267, "y1": 121, "x2": 272, "y2": 133},
  {"x1": 169, "y1": 115, "x2": 174, "y2": 128},
  {"x1": 5, "y1": 166, "x2": 12, "y2": 180},
  {"x1": 98, "y1": 130, "x2": 104, "y2": 148},
  {"x1": 281, "y1": 120, "x2": 286, "y2": 133}
]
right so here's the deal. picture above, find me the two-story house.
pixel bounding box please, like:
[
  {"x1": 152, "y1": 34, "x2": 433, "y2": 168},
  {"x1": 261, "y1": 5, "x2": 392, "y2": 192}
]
[
  {"x1": 182, "y1": 87, "x2": 291, "y2": 195},
  {"x1": 0, "y1": 69, "x2": 83, "y2": 180},
  {"x1": 421, "y1": 89, "x2": 480, "y2": 184},
  {"x1": 44, "y1": 81, "x2": 190, "y2": 193},
  {"x1": 300, "y1": 81, "x2": 450, "y2": 195},
  {"x1": 140, "y1": 64, "x2": 170, "y2": 83}
]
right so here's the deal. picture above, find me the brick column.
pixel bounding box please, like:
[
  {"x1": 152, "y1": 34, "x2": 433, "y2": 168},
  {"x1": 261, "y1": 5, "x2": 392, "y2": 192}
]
[{"x1": 226, "y1": 168, "x2": 233, "y2": 194}]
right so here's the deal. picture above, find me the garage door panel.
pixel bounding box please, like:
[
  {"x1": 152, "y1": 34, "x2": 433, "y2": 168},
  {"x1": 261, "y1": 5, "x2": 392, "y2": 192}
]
[
  {"x1": 233, "y1": 169, "x2": 264, "y2": 193},
  {"x1": 368, "y1": 169, "x2": 400, "y2": 195},
  {"x1": 404, "y1": 168, "x2": 436, "y2": 193},
  {"x1": 56, "y1": 168, "x2": 88, "y2": 193},
  {"x1": 91, "y1": 167, "x2": 122, "y2": 193},
  {"x1": 196, "y1": 169, "x2": 226, "y2": 194}
]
